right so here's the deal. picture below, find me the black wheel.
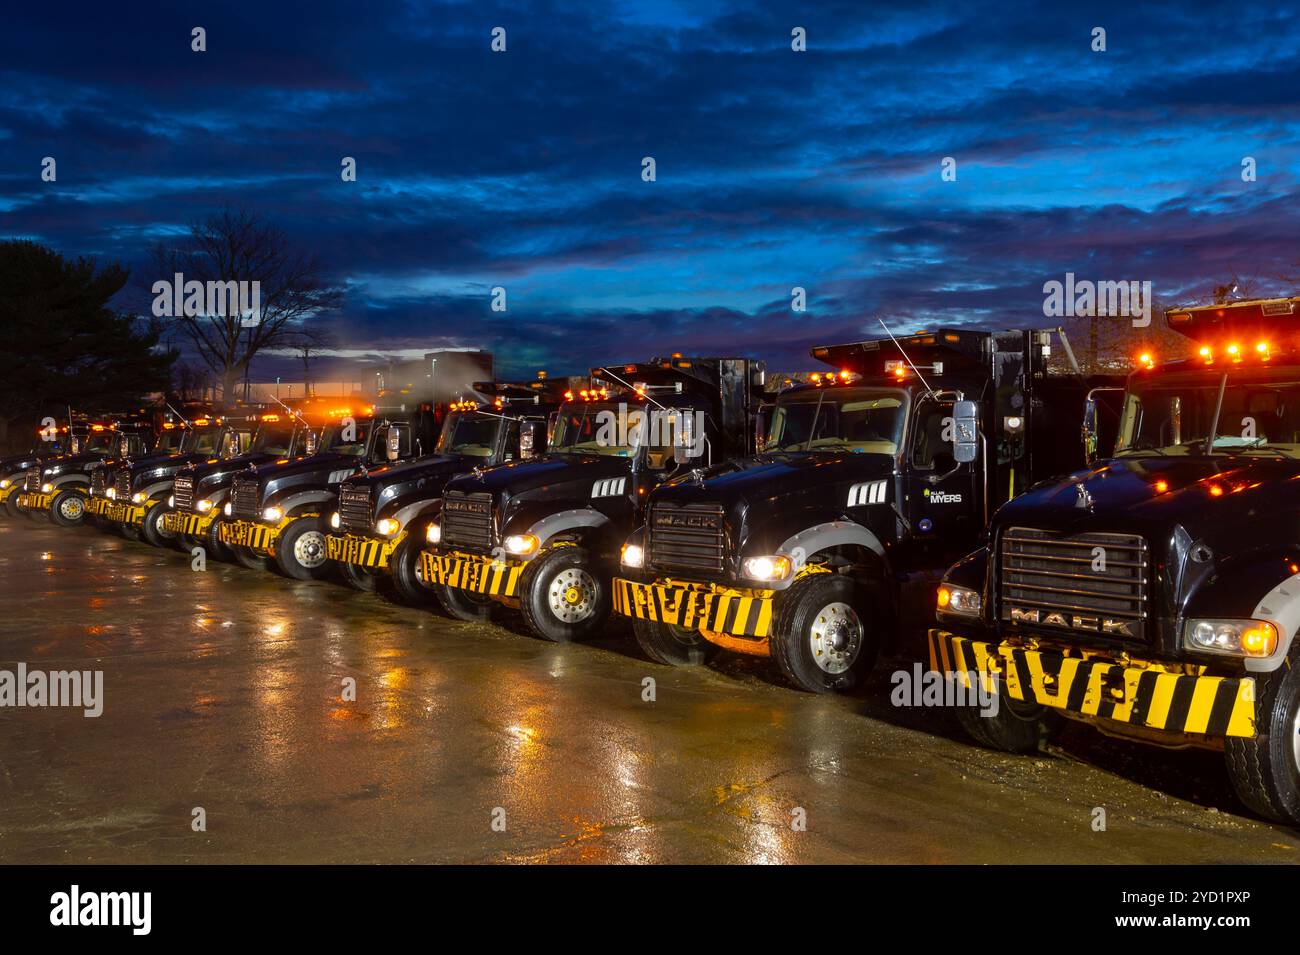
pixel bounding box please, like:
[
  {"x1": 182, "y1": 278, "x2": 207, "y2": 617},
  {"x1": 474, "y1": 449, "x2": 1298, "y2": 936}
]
[
  {"x1": 140, "y1": 502, "x2": 178, "y2": 548},
  {"x1": 177, "y1": 532, "x2": 203, "y2": 554},
  {"x1": 434, "y1": 583, "x2": 499, "y2": 622},
  {"x1": 955, "y1": 693, "x2": 1062, "y2": 754},
  {"x1": 340, "y1": 559, "x2": 381, "y2": 593},
  {"x1": 1226, "y1": 654, "x2": 1300, "y2": 825},
  {"x1": 4, "y1": 492, "x2": 24, "y2": 520},
  {"x1": 49, "y1": 489, "x2": 87, "y2": 527},
  {"x1": 205, "y1": 517, "x2": 233, "y2": 562},
  {"x1": 274, "y1": 516, "x2": 332, "y2": 580},
  {"x1": 769, "y1": 573, "x2": 877, "y2": 693},
  {"x1": 518, "y1": 545, "x2": 609, "y2": 643},
  {"x1": 231, "y1": 544, "x2": 271, "y2": 572},
  {"x1": 633, "y1": 618, "x2": 719, "y2": 666},
  {"x1": 390, "y1": 535, "x2": 436, "y2": 606},
  {"x1": 26, "y1": 499, "x2": 48, "y2": 523}
]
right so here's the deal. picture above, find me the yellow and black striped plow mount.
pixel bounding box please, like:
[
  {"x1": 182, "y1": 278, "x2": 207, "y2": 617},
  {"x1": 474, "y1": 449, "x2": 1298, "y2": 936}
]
[
  {"x1": 84, "y1": 496, "x2": 114, "y2": 517},
  {"x1": 611, "y1": 578, "x2": 774, "y2": 639},
  {"x1": 161, "y1": 510, "x2": 217, "y2": 537},
  {"x1": 218, "y1": 519, "x2": 279, "y2": 552},
  {"x1": 327, "y1": 532, "x2": 405, "y2": 569},
  {"x1": 16, "y1": 491, "x2": 54, "y2": 512},
  {"x1": 420, "y1": 550, "x2": 523, "y2": 597},
  {"x1": 927, "y1": 630, "x2": 1256, "y2": 738}
]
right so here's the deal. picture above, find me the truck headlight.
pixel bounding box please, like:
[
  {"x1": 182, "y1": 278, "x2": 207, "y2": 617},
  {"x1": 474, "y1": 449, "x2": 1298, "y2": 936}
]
[
  {"x1": 263, "y1": 506, "x2": 283, "y2": 522},
  {"x1": 167, "y1": 495, "x2": 175, "y2": 508},
  {"x1": 197, "y1": 499, "x2": 214, "y2": 513},
  {"x1": 1184, "y1": 619, "x2": 1278, "y2": 658},
  {"x1": 0, "y1": 479, "x2": 10, "y2": 489},
  {"x1": 621, "y1": 543, "x2": 645, "y2": 569},
  {"x1": 743, "y1": 555, "x2": 792, "y2": 582},
  {"x1": 223, "y1": 502, "x2": 232, "y2": 517},
  {"x1": 131, "y1": 492, "x2": 147, "y2": 504},
  {"x1": 504, "y1": 534, "x2": 539, "y2": 556},
  {"x1": 106, "y1": 488, "x2": 117, "y2": 500},
  {"x1": 329, "y1": 512, "x2": 340, "y2": 530},
  {"x1": 41, "y1": 483, "x2": 53, "y2": 493},
  {"x1": 376, "y1": 517, "x2": 401, "y2": 537},
  {"x1": 426, "y1": 522, "x2": 441, "y2": 544},
  {"x1": 937, "y1": 584, "x2": 982, "y2": 616}
]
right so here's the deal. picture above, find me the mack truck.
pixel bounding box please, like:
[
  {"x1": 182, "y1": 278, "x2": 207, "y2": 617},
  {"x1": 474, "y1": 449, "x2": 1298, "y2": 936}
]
[
  {"x1": 930, "y1": 297, "x2": 1300, "y2": 827},
  {"x1": 101, "y1": 414, "x2": 255, "y2": 546},
  {"x1": 0, "y1": 419, "x2": 85, "y2": 519},
  {"x1": 422, "y1": 356, "x2": 767, "y2": 641},
  {"x1": 15, "y1": 415, "x2": 157, "y2": 526},
  {"x1": 161, "y1": 409, "x2": 322, "y2": 559},
  {"x1": 85, "y1": 413, "x2": 202, "y2": 528},
  {"x1": 325, "y1": 375, "x2": 570, "y2": 603},
  {"x1": 611, "y1": 329, "x2": 1120, "y2": 693}
]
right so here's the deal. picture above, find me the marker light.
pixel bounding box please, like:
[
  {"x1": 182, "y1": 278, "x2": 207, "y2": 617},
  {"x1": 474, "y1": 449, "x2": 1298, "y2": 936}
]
[
  {"x1": 1153, "y1": 479, "x2": 1169, "y2": 493},
  {"x1": 1138, "y1": 352, "x2": 1154, "y2": 367},
  {"x1": 1208, "y1": 484, "x2": 1224, "y2": 497},
  {"x1": 504, "y1": 534, "x2": 539, "y2": 556},
  {"x1": 1227, "y1": 343, "x2": 1241, "y2": 361},
  {"x1": 1199, "y1": 346, "x2": 1213, "y2": 360}
]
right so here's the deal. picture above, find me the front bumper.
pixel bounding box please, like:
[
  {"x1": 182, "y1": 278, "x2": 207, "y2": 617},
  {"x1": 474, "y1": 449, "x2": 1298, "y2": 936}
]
[
  {"x1": 161, "y1": 509, "x2": 217, "y2": 537},
  {"x1": 327, "y1": 532, "x2": 406, "y2": 570},
  {"x1": 219, "y1": 518, "x2": 284, "y2": 553},
  {"x1": 927, "y1": 630, "x2": 1257, "y2": 739},
  {"x1": 85, "y1": 496, "x2": 114, "y2": 517},
  {"x1": 16, "y1": 491, "x2": 53, "y2": 512},
  {"x1": 612, "y1": 577, "x2": 775, "y2": 641},
  {"x1": 421, "y1": 549, "x2": 523, "y2": 597},
  {"x1": 100, "y1": 499, "x2": 148, "y2": 525}
]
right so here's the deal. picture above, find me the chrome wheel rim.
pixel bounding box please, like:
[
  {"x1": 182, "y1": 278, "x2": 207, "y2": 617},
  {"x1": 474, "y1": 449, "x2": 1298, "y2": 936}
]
[
  {"x1": 548, "y1": 567, "x2": 597, "y2": 623},
  {"x1": 809, "y1": 601, "x2": 863, "y2": 674},
  {"x1": 294, "y1": 530, "x2": 328, "y2": 569},
  {"x1": 59, "y1": 496, "x2": 83, "y2": 520}
]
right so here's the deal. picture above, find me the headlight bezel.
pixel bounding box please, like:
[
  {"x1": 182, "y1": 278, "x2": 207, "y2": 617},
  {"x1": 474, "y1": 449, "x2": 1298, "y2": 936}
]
[
  {"x1": 131, "y1": 491, "x2": 148, "y2": 504},
  {"x1": 742, "y1": 554, "x2": 793, "y2": 583},
  {"x1": 425, "y1": 522, "x2": 441, "y2": 545},
  {"x1": 504, "y1": 533, "x2": 540, "y2": 557},
  {"x1": 621, "y1": 542, "x2": 645, "y2": 569},
  {"x1": 375, "y1": 517, "x2": 401, "y2": 537},
  {"x1": 937, "y1": 583, "x2": 982, "y2": 617},
  {"x1": 262, "y1": 505, "x2": 284, "y2": 523},
  {"x1": 1182, "y1": 618, "x2": 1278, "y2": 658},
  {"x1": 329, "y1": 511, "x2": 341, "y2": 530},
  {"x1": 196, "y1": 499, "x2": 215, "y2": 513}
]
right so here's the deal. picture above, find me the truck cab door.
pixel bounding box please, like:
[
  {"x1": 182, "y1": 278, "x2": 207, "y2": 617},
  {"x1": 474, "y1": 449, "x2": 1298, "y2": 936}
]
[{"x1": 902, "y1": 398, "x2": 982, "y2": 563}]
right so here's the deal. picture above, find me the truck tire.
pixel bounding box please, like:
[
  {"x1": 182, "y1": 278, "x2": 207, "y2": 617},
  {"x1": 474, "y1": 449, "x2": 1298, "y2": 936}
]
[
  {"x1": 5, "y1": 493, "x2": 24, "y2": 520},
  {"x1": 633, "y1": 618, "x2": 719, "y2": 666},
  {"x1": 140, "y1": 502, "x2": 178, "y2": 548},
  {"x1": 205, "y1": 518, "x2": 233, "y2": 562},
  {"x1": 390, "y1": 536, "x2": 435, "y2": 606},
  {"x1": 340, "y1": 559, "x2": 381, "y2": 593},
  {"x1": 231, "y1": 544, "x2": 271, "y2": 572},
  {"x1": 1225, "y1": 657, "x2": 1300, "y2": 825},
  {"x1": 49, "y1": 489, "x2": 87, "y2": 527},
  {"x1": 434, "y1": 583, "x2": 498, "y2": 622},
  {"x1": 518, "y1": 545, "x2": 609, "y2": 643},
  {"x1": 274, "y1": 517, "x2": 332, "y2": 580},
  {"x1": 955, "y1": 695, "x2": 1062, "y2": 754},
  {"x1": 769, "y1": 573, "x2": 875, "y2": 693}
]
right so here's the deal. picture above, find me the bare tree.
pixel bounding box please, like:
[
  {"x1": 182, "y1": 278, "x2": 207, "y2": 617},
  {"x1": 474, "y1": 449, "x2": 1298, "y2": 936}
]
[{"x1": 151, "y1": 208, "x2": 343, "y2": 401}]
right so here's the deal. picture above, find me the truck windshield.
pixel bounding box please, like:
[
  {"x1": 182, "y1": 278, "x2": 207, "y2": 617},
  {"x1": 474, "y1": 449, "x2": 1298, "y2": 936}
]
[
  {"x1": 84, "y1": 431, "x2": 115, "y2": 452},
  {"x1": 251, "y1": 425, "x2": 294, "y2": 456},
  {"x1": 1116, "y1": 370, "x2": 1300, "y2": 457},
  {"x1": 188, "y1": 428, "x2": 222, "y2": 455},
  {"x1": 436, "y1": 413, "x2": 500, "y2": 458},
  {"x1": 768, "y1": 388, "x2": 908, "y2": 453},
  {"x1": 551, "y1": 402, "x2": 639, "y2": 457},
  {"x1": 318, "y1": 421, "x2": 372, "y2": 456},
  {"x1": 154, "y1": 429, "x2": 185, "y2": 452}
]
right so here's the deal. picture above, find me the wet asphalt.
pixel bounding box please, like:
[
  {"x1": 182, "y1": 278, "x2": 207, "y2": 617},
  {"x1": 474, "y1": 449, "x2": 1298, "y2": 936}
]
[{"x1": 0, "y1": 515, "x2": 1298, "y2": 864}]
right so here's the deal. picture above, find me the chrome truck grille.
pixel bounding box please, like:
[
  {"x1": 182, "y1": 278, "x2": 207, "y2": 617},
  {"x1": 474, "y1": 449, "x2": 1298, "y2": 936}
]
[
  {"x1": 90, "y1": 468, "x2": 107, "y2": 497},
  {"x1": 173, "y1": 476, "x2": 195, "y2": 512},
  {"x1": 114, "y1": 470, "x2": 132, "y2": 501},
  {"x1": 337, "y1": 484, "x2": 373, "y2": 533},
  {"x1": 999, "y1": 527, "x2": 1148, "y2": 643},
  {"x1": 230, "y1": 474, "x2": 261, "y2": 521},
  {"x1": 441, "y1": 490, "x2": 493, "y2": 552},
  {"x1": 648, "y1": 503, "x2": 726, "y2": 573},
  {"x1": 24, "y1": 468, "x2": 40, "y2": 492}
]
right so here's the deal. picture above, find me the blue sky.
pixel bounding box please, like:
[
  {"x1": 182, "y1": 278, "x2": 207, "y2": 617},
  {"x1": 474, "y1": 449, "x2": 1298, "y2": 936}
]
[{"x1": 3, "y1": 1, "x2": 1299, "y2": 380}]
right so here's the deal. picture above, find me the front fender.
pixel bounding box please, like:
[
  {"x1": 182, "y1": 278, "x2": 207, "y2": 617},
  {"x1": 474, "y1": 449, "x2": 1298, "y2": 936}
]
[
  {"x1": 1185, "y1": 551, "x2": 1300, "y2": 673},
  {"x1": 522, "y1": 507, "x2": 615, "y2": 557}
]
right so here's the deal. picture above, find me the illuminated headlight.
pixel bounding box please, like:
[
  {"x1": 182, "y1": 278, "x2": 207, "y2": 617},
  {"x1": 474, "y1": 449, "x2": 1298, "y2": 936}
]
[
  {"x1": 0, "y1": 479, "x2": 10, "y2": 489},
  {"x1": 504, "y1": 534, "x2": 539, "y2": 556},
  {"x1": 131, "y1": 492, "x2": 147, "y2": 504},
  {"x1": 329, "y1": 511, "x2": 340, "y2": 530},
  {"x1": 167, "y1": 495, "x2": 175, "y2": 508},
  {"x1": 106, "y1": 488, "x2": 117, "y2": 500},
  {"x1": 197, "y1": 499, "x2": 214, "y2": 513},
  {"x1": 621, "y1": 543, "x2": 645, "y2": 569},
  {"x1": 41, "y1": 483, "x2": 54, "y2": 493},
  {"x1": 1184, "y1": 619, "x2": 1278, "y2": 658},
  {"x1": 376, "y1": 517, "x2": 401, "y2": 537},
  {"x1": 937, "y1": 584, "x2": 982, "y2": 616},
  {"x1": 223, "y1": 502, "x2": 232, "y2": 517},
  {"x1": 743, "y1": 555, "x2": 792, "y2": 582},
  {"x1": 426, "y1": 522, "x2": 441, "y2": 545},
  {"x1": 263, "y1": 506, "x2": 284, "y2": 523}
]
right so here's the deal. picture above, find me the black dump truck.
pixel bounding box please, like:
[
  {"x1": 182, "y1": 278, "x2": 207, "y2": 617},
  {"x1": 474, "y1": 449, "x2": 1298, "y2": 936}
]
[
  {"x1": 85, "y1": 412, "x2": 199, "y2": 527},
  {"x1": 422, "y1": 356, "x2": 767, "y2": 641},
  {"x1": 16, "y1": 415, "x2": 157, "y2": 526},
  {"x1": 161, "y1": 408, "x2": 322, "y2": 558},
  {"x1": 611, "y1": 328, "x2": 1120, "y2": 693},
  {"x1": 0, "y1": 417, "x2": 85, "y2": 518},
  {"x1": 930, "y1": 298, "x2": 1300, "y2": 826},
  {"x1": 101, "y1": 414, "x2": 256, "y2": 546},
  {"x1": 325, "y1": 375, "x2": 572, "y2": 603}
]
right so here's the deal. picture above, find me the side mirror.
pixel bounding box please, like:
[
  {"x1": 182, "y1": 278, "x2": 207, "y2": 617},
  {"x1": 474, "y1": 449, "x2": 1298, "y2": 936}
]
[
  {"x1": 385, "y1": 427, "x2": 401, "y2": 461},
  {"x1": 519, "y1": 420, "x2": 544, "y2": 459},
  {"x1": 952, "y1": 400, "x2": 979, "y2": 463},
  {"x1": 1082, "y1": 398, "x2": 1100, "y2": 465},
  {"x1": 305, "y1": 431, "x2": 318, "y2": 455}
]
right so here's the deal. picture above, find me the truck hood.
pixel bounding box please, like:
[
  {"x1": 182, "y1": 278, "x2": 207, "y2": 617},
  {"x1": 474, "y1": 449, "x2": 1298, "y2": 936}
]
[
  {"x1": 344, "y1": 453, "x2": 468, "y2": 491},
  {"x1": 655, "y1": 451, "x2": 894, "y2": 506},
  {"x1": 447, "y1": 453, "x2": 633, "y2": 499}
]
